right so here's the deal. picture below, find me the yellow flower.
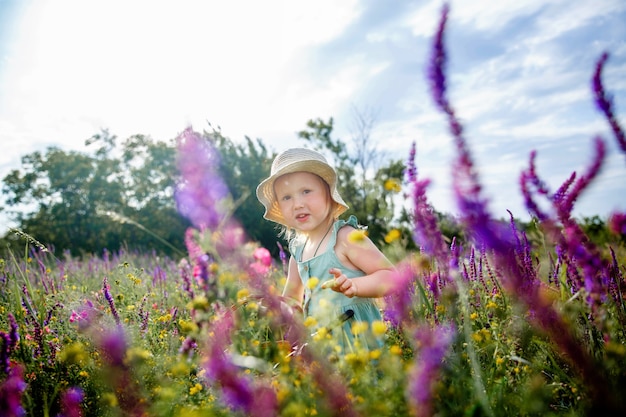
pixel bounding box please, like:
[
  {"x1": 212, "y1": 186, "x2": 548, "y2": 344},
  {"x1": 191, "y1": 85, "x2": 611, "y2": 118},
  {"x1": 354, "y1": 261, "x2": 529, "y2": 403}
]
[
  {"x1": 348, "y1": 229, "x2": 368, "y2": 244},
  {"x1": 390, "y1": 345, "x2": 403, "y2": 355},
  {"x1": 307, "y1": 277, "x2": 320, "y2": 290},
  {"x1": 188, "y1": 295, "x2": 209, "y2": 311},
  {"x1": 370, "y1": 349, "x2": 382, "y2": 360},
  {"x1": 59, "y1": 342, "x2": 88, "y2": 365},
  {"x1": 102, "y1": 392, "x2": 118, "y2": 407},
  {"x1": 384, "y1": 178, "x2": 402, "y2": 193},
  {"x1": 470, "y1": 312, "x2": 478, "y2": 320},
  {"x1": 486, "y1": 301, "x2": 498, "y2": 309},
  {"x1": 384, "y1": 229, "x2": 401, "y2": 243},
  {"x1": 237, "y1": 288, "x2": 250, "y2": 301},
  {"x1": 351, "y1": 321, "x2": 368, "y2": 336},
  {"x1": 158, "y1": 313, "x2": 172, "y2": 322},
  {"x1": 303, "y1": 316, "x2": 317, "y2": 328},
  {"x1": 189, "y1": 383, "x2": 203, "y2": 395},
  {"x1": 371, "y1": 320, "x2": 387, "y2": 337},
  {"x1": 496, "y1": 357, "x2": 505, "y2": 366}
]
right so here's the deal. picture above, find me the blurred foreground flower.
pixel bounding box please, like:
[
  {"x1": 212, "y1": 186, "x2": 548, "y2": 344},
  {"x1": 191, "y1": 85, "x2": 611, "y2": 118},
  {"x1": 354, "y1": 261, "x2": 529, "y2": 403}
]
[{"x1": 175, "y1": 127, "x2": 231, "y2": 230}]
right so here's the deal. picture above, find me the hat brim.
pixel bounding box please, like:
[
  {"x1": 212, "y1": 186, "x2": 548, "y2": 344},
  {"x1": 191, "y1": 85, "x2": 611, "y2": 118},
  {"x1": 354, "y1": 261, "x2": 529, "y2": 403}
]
[{"x1": 256, "y1": 159, "x2": 348, "y2": 226}]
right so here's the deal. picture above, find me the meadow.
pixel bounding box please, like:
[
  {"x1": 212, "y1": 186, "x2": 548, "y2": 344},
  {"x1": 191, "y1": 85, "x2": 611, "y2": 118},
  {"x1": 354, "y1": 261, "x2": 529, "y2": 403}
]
[{"x1": 2, "y1": 5, "x2": 626, "y2": 417}]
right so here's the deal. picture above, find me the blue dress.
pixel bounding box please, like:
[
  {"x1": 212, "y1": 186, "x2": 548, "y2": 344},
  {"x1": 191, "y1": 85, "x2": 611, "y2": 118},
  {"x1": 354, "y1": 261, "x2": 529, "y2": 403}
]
[{"x1": 290, "y1": 216, "x2": 383, "y2": 351}]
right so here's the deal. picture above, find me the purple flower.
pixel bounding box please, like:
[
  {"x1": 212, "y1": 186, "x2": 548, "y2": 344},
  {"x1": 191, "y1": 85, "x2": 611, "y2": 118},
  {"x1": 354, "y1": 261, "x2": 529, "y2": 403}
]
[
  {"x1": 202, "y1": 311, "x2": 255, "y2": 412},
  {"x1": 383, "y1": 260, "x2": 417, "y2": 326},
  {"x1": 592, "y1": 52, "x2": 626, "y2": 154},
  {"x1": 0, "y1": 362, "x2": 27, "y2": 417},
  {"x1": 58, "y1": 387, "x2": 84, "y2": 417},
  {"x1": 175, "y1": 127, "x2": 231, "y2": 230},
  {"x1": 407, "y1": 324, "x2": 455, "y2": 417},
  {"x1": 99, "y1": 326, "x2": 127, "y2": 367},
  {"x1": 102, "y1": 277, "x2": 120, "y2": 326},
  {"x1": 1, "y1": 314, "x2": 19, "y2": 376},
  {"x1": 608, "y1": 211, "x2": 626, "y2": 236}
]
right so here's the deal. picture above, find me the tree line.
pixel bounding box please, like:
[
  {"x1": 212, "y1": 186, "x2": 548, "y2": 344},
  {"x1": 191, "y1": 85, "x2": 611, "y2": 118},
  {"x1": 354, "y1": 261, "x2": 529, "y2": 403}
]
[
  {"x1": 0, "y1": 118, "x2": 422, "y2": 259},
  {"x1": 1, "y1": 117, "x2": 618, "y2": 260}
]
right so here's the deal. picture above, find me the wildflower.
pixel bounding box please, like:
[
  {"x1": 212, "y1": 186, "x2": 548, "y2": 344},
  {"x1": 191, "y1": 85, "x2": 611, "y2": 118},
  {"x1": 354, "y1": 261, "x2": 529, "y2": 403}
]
[
  {"x1": 103, "y1": 277, "x2": 121, "y2": 326},
  {"x1": 307, "y1": 277, "x2": 320, "y2": 290},
  {"x1": 303, "y1": 316, "x2": 317, "y2": 328},
  {"x1": 407, "y1": 324, "x2": 455, "y2": 417},
  {"x1": 1, "y1": 313, "x2": 19, "y2": 376},
  {"x1": 175, "y1": 127, "x2": 231, "y2": 230},
  {"x1": 0, "y1": 363, "x2": 27, "y2": 417},
  {"x1": 351, "y1": 322, "x2": 368, "y2": 336},
  {"x1": 608, "y1": 212, "x2": 626, "y2": 235},
  {"x1": 384, "y1": 178, "x2": 402, "y2": 193},
  {"x1": 348, "y1": 228, "x2": 368, "y2": 243},
  {"x1": 371, "y1": 320, "x2": 387, "y2": 337},
  {"x1": 592, "y1": 52, "x2": 625, "y2": 153},
  {"x1": 59, "y1": 342, "x2": 88, "y2": 365},
  {"x1": 189, "y1": 383, "x2": 203, "y2": 395},
  {"x1": 236, "y1": 288, "x2": 250, "y2": 301},
  {"x1": 384, "y1": 229, "x2": 401, "y2": 243},
  {"x1": 59, "y1": 387, "x2": 84, "y2": 417}
]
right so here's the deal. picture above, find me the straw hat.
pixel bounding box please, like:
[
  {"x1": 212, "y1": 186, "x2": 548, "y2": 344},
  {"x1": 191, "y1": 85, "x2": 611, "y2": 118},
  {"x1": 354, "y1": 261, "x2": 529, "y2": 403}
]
[{"x1": 256, "y1": 148, "x2": 349, "y2": 226}]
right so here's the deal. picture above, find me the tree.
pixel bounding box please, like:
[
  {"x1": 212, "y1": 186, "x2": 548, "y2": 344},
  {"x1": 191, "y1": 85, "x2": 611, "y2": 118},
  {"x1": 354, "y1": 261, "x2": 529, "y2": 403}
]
[
  {"x1": 1, "y1": 130, "x2": 189, "y2": 257},
  {"x1": 297, "y1": 116, "x2": 405, "y2": 246}
]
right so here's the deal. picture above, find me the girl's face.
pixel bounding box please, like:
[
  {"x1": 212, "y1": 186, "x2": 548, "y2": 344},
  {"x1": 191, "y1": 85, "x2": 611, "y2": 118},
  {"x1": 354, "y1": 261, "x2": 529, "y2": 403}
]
[{"x1": 274, "y1": 171, "x2": 332, "y2": 233}]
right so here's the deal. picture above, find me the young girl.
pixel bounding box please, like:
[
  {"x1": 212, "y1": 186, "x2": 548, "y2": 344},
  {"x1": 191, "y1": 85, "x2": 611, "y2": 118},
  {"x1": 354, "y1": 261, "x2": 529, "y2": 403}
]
[{"x1": 256, "y1": 147, "x2": 395, "y2": 350}]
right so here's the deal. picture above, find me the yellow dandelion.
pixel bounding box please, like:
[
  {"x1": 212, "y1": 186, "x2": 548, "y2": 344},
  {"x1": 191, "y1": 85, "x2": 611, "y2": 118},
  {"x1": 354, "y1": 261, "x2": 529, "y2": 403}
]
[
  {"x1": 188, "y1": 295, "x2": 209, "y2": 311},
  {"x1": 390, "y1": 345, "x2": 403, "y2": 355},
  {"x1": 303, "y1": 316, "x2": 317, "y2": 327},
  {"x1": 237, "y1": 288, "x2": 250, "y2": 301},
  {"x1": 384, "y1": 229, "x2": 401, "y2": 243},
  {"x1": 486, "y1": 301, "x2": 498, "y2": 309},
  {"x1": 470, "y1": 312, "x2": 478, "y2": 320},
  {"x1": 189, "y1": 383, "x2": 203, "y2": 395},
  {"x1": 307, "y1": 277, "x2": 320, "y2": 290},
  {"x1": 157, "y1": 313, "x2": 172, "y2": 322},
  {"x1": 496, "y1": 357, "x2": 505, "y2": 366},
  {"x1": 384, "y1": 178, "x2": 402, "y2": 193},
  {"x1": 370, "y1": 349, "x2": 382, "y2": 360},
  {"x1": 348, "y1": 229, "x2": 368, "y2": 244},
  {"x1": 351, "y1": 321, "x2": 368, "y2": 336},
  {"x1": 371, "y1": 320, "x2": 387, "y2": 337}
]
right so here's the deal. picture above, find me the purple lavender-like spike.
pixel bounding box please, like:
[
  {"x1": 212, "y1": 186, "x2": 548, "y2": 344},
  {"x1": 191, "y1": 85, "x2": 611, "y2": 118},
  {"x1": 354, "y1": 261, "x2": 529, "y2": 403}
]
[
  {"x1": 102, "y1": 277, "x2": 121, "y2": 326},
  {"x1": 592, "y1": 52, "x2": 626, "y2": 154},
  {"x1": 0, "y1": 363, "x2": 27, "y2": 417},
  {"x1": 557, "y1": 138, "x2": 606, "y2": 221},
  {"x1": 427, "y1": 3, "x2": 613, "y2": 407},
  {"x1": 520, "y1": 151, "x2": 550, "y2": 221},
  {"x1": 58, "y1": 387, "x2": 84, "y2": 417},
  {"x1": 608, "y1": 211, "x2": 626, "y2": 236},
  {"x1": 202, "y1": 310, "x2": 256, "y2": 413},
  {"x1": 406, "y1": 141, "x2": 450, "y2": 281},
  {"x1": 0, "y1": 314, "x2": 19, "y2": 376},
  {"x1": 406, "y1": 324, "x2": 455, "y2": 417},
  {"x1": 383, "y1": 260, "x2": 418, "y2": 326},
  {"x1": 276, "y1": 241, "x2": 288, "y2": 275},
  {"x1": 175, "y1": 127, "x2": 231, "y2": 230}
]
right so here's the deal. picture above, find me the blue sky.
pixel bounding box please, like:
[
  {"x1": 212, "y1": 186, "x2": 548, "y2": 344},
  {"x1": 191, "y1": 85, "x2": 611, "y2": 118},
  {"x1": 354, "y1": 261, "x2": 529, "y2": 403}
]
[{"x1": 0, "y1": 0, "x2": 624, "y2": 233}]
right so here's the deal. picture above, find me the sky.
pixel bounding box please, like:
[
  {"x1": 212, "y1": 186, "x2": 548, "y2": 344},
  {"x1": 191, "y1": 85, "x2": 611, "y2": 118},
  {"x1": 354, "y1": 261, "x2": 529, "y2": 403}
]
[{"x1": 0, "y1": 0, "x2": 625, "y2": 234}]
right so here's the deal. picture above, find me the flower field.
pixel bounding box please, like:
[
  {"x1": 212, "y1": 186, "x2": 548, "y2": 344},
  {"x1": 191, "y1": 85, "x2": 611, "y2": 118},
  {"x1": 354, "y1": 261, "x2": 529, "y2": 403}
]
[{"x1": 2, "y1": 5, "x2": 625, "y2": 417}]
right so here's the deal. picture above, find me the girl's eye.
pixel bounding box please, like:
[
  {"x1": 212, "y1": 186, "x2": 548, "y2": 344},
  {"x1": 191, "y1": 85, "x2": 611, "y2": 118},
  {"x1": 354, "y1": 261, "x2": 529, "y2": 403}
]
[{"x1": 281, "y1": 195, "x2": 291, "y2": 201}]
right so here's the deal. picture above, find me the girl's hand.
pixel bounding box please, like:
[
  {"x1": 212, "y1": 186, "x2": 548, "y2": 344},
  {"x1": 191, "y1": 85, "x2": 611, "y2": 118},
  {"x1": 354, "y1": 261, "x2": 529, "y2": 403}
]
[{"x1": 321, "y1": 268, "x2": 358, "y2": 298}]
